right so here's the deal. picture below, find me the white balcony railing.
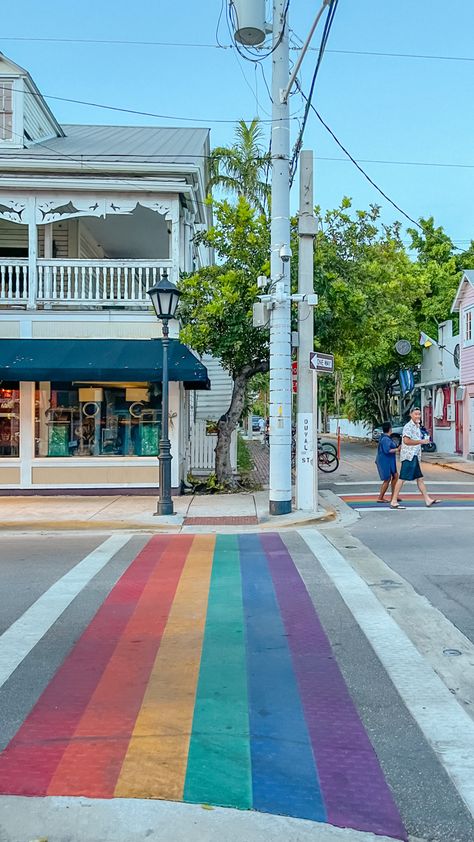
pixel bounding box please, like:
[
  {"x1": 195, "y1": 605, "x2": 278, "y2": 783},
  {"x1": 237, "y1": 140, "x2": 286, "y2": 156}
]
[
  {"x1": 0, "y1": 260, "x2": 29, "y2": 303},
  {"x1": 0, "y1": 259, "x2": 174, "y2": 308}
]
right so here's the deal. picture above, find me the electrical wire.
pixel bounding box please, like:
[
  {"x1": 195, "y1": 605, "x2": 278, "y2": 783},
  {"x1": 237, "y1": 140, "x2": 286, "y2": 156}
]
[
  {"x1": 296, "y1": 84, "x2": 422, "y2": 230},
  {"x1": 215, "y1": 0, "x2": 227, "y2": 49},
  {"x1": 21, "y1": 86, "x2": 299, "y2": 125},
  {"x1": 289, "y1": 0, "x2": 339, "y2": 185},
  {"x1": 4, "y1": 36, "x2": 474, "y2": 64}
]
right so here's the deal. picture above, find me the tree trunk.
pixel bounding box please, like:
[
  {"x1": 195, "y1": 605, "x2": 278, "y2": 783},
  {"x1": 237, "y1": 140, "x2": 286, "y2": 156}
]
[{"x1": 215, "y1": 363, "x2": 267, "y2": 487}]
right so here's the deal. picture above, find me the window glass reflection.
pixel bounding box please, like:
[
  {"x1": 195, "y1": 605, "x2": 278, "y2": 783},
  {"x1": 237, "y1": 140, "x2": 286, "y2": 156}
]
[{"x1": 35, "y1": 382, "x2": 162, "y2": 457}]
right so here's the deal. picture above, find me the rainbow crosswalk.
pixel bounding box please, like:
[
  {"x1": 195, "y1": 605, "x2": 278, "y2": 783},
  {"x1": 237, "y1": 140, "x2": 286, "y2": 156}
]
[
  {"x1": 0, "y1": 533, "x2": 406, "y2": 840},
  {"x1": 341, "y1": 492, "x2": 474, "y2": 510}
]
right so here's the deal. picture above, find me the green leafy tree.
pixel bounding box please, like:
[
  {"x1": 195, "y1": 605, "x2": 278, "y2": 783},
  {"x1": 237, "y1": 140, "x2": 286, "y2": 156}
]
[
  {"x1": 208, "y1": 119, "x2": 271, "y2": 214},
  {"x1": 308, "y1": 201, "x2": 430, "y2": 425},
  {"x1": 179, "y1": 197, "x2": 270, "y2": 485}
]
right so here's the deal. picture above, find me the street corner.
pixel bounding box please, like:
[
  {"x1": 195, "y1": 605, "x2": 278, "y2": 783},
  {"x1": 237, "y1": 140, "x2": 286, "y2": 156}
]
[{"x1": 0, "y1": 531, "x2": 406, "y2": 842}]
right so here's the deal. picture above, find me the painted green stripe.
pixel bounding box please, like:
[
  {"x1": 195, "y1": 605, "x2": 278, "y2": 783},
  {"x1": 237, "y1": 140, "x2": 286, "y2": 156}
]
[{"x1": 184, "y1": 534, "x2": 251, "y2": 808}]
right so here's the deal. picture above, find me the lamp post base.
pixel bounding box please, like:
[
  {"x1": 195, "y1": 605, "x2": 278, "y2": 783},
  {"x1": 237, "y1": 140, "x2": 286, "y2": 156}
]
[{"x1": 155, "y1": 499, "x2": 174, "y2": 517}]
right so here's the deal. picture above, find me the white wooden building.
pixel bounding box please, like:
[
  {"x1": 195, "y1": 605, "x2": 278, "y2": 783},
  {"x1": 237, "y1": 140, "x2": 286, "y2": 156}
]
[{"x1": 0, "y1": 52, "x2": 234, "y2": 493}]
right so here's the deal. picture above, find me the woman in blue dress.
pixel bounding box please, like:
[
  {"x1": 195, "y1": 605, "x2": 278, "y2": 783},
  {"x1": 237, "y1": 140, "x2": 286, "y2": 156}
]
[{"x1": 375, "y1": 421, "x2": 401, "y2": 502}]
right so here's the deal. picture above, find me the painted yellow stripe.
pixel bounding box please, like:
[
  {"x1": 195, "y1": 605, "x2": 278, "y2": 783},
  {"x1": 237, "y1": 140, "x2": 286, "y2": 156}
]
[{"x1": 115, "y1": 534, "x2": 215, "y2": 800}]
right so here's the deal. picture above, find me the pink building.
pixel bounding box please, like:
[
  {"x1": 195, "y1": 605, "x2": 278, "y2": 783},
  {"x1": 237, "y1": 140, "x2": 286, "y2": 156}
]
[{"x1": 451, "y1": 270, "x2": 474, "y2": 458}]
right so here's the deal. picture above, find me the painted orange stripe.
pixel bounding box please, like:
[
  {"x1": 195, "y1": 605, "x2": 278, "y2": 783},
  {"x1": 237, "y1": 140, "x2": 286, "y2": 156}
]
[
  {"x1": 46, "y1": 534, "x2": 193, "y2": 798},
  {"x1": 115, "y1": 534, "x2": 215, "y2": 800}
]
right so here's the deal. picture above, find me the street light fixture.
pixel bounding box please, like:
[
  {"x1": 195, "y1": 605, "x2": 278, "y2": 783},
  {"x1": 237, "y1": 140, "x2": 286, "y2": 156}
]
[{"x1": 147, "y1": 271, "x2": 181, "y2": 516}]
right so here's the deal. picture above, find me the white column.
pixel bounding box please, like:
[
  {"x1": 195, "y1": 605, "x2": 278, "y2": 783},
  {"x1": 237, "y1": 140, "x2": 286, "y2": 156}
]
[
  {"x1": 44, "y1": 223, "x2": 53, "y2": 258},
  {"x1": 169, "y1": 381, "x2": 181, "y2": 490},
  {"x1": 296, "y1": 151, "x2": 318, "y2": 511},
  {"x1": 269, "y1": 0, "x2": 292, "y2": 515},
  {"x1": 19, "y1": 381, "x2": 34, "y2": 487},
  {"x1": 169, "y1": 200, "x2": 180, "y2": 285},
  {"x1": 27, "y1": 197, "x2": 37, "y2": 309}
]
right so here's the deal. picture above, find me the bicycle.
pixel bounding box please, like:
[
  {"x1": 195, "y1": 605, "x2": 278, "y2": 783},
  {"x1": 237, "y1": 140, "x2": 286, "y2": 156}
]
[
  {"x1": 318, "y1": 438, "x2": 337, "y2": 457},
  {"x1": 317, "y1": 447, "x2": 339, "y2": 473}
]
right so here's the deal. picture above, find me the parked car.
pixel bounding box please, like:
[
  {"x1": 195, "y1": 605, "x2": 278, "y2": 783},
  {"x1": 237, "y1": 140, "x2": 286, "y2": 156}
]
[
  {"x1": 372, "y1": 421, "x2": 404, "y2": 447},
  {"x1": 252, "y1": 415, "x2": 264, "y2": 432},
  {"x1": 372, "y1": 421, "x2": 436, "y2": 452}
]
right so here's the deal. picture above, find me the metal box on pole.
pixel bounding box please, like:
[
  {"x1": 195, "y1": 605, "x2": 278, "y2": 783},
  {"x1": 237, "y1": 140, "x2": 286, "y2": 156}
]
[{"x1": 232, "y1": 0, "x2": 266, "y2": 45}]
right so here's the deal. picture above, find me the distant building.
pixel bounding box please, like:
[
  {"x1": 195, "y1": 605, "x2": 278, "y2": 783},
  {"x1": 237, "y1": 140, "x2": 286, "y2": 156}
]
[
  {"x1": 451, "y1": 270, "x2": 474, "y2": 458},
  {"x1": 0, "y1": 52, "x2": 234, "y2": 493},
  {"x1": 417, "y1": 320, "x2": 461, "y2": 455}
]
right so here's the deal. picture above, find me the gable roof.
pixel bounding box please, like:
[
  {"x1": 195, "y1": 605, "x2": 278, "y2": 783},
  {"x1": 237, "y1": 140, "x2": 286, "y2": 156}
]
[
  {"x1": 0, "y1": 51, "x2": 64, "y2": 140},
  {"x1": 0, "y1": 123, "x2": 210, "y2": 165},
  {"x1": 451, "y1": 270, "x2": 474, "y2": 312}
]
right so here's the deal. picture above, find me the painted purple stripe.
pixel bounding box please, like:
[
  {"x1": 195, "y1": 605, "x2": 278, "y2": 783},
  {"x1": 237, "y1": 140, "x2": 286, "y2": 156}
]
[{"x1": 261, "y1": 533, "x2": 406, "y2": 841}]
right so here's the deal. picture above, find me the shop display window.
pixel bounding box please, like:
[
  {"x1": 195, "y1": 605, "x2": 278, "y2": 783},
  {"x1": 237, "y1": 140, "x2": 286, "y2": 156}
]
[
  {"x1": 35, "y1": 382, "x2": 162, "y2": 457},
  {"x1": 0, "y1": 383, "x2": 20, "y2": 457}
]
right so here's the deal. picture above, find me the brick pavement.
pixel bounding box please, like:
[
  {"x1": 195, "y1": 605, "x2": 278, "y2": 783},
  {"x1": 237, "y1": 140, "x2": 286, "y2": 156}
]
[{"x1": 247, "y1": 439, "x2": 269, "y2": 487}]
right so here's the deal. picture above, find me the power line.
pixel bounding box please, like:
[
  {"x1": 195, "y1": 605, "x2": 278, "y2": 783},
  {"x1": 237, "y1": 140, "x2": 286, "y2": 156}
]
[
  {"x1": 22, "y1": 86, "x2": 299, "y2": 125},
  {"x1": 5, "y1": 35, "x2": 474, "y2": 64},
  {"x1": 298, "y1": 88, "x2": 422, "y2": 229},
  {"x1": 290, "y1": 0, "x2": 339, "y2": 184},
  {"x1": 4, "y1": 34, "x2": 474, "y2": 64}
]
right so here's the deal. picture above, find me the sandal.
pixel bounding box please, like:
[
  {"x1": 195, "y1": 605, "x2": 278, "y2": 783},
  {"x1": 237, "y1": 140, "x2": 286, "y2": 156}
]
[
  {"x1": 426, "y1": 499, "x2": 441, "y2": 507},
  {"x1": 390, "y1": 504, "x2": 406, "y2": 510}
]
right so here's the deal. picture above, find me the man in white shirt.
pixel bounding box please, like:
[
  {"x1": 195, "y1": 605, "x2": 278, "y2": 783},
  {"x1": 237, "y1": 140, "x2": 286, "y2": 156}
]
[{"x1": 390, "y1": 407, "x2": 440, "y2": 509}]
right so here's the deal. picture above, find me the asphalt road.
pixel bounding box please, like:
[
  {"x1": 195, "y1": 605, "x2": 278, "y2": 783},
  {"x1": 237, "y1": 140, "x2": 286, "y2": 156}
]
[
  {"x1": 0, "y1": 527, "x2": 473, "y2": 842},
  {"x1": 324, "y1": 441, "x2": 474, "y2": 644}
]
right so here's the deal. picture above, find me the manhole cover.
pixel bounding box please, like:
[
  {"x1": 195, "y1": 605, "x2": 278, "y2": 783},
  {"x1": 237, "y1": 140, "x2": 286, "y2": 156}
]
[{"x1": 443, "y1": 648, "x2": 462, "y2": 657}]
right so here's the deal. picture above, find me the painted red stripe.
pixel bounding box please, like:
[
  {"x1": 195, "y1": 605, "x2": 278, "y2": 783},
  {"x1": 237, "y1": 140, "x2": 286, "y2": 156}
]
[
  {"x1": 46, "y1": 535, "x2": 192, "y2": 798},
  {"x1": 0, "y1": 535, "x2": 177, "y2": 796}
]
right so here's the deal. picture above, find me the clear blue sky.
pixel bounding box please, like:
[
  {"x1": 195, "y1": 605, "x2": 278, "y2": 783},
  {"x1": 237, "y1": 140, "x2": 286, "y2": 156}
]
[{"x1": 2, "y1": 1, "x2": 474, "y2": 248}]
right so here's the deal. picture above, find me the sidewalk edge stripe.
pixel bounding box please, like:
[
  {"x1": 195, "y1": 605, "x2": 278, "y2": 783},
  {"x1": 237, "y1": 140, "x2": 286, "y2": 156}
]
[{"x1": 0, "y1": 534, "x2": 132, "y2": 689}]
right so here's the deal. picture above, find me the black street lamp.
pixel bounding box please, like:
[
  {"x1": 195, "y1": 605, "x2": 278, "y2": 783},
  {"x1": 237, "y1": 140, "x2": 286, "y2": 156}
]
[{"x1": 147, "y1": 271, "x2": 181, "y2": 516}]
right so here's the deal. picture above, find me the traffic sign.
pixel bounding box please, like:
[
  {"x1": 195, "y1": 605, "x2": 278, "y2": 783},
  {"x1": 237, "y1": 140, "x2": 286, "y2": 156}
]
[{"x1": 310, "y1": 352, "x2": 334, "y2": 373}]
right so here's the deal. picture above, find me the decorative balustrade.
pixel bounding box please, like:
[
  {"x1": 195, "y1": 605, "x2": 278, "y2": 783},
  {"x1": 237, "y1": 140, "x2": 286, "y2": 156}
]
[
  {"x1": 0, "y1": 259, "x2": 174, "y2": 308},
  {"x1": 0, "y1": 260, "x2": 29, "y2": 303}
]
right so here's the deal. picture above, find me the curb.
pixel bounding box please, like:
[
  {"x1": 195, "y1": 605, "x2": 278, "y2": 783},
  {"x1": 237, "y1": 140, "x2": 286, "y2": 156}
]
[
  {"x1": 0, "y1": 504, "x2": 337, "y2": 533},
  {"x1": 436, "y1": 461, "x2": 474, "y2": 477},
  {"x1": 0, "y1": 520, "x2": 183, "y2": 532}
]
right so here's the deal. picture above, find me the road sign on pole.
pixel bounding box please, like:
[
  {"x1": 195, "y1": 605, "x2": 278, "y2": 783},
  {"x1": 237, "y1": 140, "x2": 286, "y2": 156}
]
[{"x1": 310, "y1": 352, "x2": 334, "y2": 373}]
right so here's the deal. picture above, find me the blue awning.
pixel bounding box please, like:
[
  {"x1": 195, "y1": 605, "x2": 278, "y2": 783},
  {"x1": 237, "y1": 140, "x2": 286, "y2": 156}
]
[{"x1": 0, "y1": 339, "x2": 210, "y2": 389}]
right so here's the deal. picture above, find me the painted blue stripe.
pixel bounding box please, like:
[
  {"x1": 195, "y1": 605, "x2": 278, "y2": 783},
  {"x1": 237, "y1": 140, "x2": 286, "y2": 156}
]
[{"x1": 239, "y1": 533, "x2": 326, "y2": 822}]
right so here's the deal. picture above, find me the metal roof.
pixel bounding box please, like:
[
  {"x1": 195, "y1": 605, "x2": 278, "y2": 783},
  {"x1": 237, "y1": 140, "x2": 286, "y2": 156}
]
[{"x1": 0, "y1": 124, "x2": 210, "y2": 165}]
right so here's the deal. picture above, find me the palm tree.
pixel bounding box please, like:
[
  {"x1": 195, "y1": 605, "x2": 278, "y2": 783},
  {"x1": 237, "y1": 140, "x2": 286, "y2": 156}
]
[{"x1": 208, "y1": 119, "x2": 271, "y2": 215}]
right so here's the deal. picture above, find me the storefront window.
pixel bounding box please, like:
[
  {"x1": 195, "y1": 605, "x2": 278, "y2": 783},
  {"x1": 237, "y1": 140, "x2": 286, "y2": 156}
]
[
  {"x1": 0, "y1": 383, "x2": 20, "y2": 457},
  {"x1": 35, "y1": 383, "x2": 162, "y2": 457}
]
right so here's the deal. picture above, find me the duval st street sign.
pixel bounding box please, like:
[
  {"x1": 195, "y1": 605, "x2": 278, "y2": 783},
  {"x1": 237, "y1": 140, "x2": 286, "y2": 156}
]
[{"x1": 309, "y1": 351, "x2": 334, "y2": 373}]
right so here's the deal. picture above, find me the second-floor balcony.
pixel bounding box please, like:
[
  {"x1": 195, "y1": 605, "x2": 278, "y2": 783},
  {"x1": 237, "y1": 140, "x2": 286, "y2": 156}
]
[{"x1": 0, "y1": 258, "x2": 173, "y2": 308}]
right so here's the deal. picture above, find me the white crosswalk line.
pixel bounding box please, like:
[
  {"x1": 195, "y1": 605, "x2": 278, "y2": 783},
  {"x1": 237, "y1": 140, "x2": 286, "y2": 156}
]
[
  {"x1": 0, "y1": 534, "x2": 132, "y2": 689},
  {"x1": 299, "y1": 528, "x2": 474, "y2": 819}
]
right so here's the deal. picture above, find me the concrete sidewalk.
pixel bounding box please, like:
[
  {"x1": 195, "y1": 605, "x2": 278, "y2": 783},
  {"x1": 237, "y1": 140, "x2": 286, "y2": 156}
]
[
  {"x1": 0, "y1": 490, "x2": 335, "y2": 532},
  {"x1": 423, "y1": 452, "x2": 474, "y2": 475}
]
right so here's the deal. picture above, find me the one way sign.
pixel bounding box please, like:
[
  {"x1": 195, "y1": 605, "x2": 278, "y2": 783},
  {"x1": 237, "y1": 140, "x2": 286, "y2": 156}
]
[{"x1": 310, "y1": 352, "x2": 334, "y2": 373}]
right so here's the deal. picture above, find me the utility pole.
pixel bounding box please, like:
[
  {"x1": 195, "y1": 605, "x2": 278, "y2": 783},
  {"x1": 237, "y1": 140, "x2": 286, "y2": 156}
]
[
  {"x1": 296, "y1": 151, "x2": 318, "y2": 511},
  {"x1": 233, "y1": 0, "x2": 328, "y2": 515},
  {"x1": 268, "y1": 0, "x2": 292, "y2": 515}
]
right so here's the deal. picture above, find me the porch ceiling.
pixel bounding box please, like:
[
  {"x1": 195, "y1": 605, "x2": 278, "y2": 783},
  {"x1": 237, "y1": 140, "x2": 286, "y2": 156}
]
[{"x1": 82, "y1": 204, "x2": 169, "y2": 259}]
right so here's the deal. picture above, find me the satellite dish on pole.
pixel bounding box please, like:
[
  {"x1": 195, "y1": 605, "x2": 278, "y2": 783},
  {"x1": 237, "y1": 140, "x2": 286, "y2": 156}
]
[{"x1": 395, "y1": 339, "x2": 412, "y2": 356}]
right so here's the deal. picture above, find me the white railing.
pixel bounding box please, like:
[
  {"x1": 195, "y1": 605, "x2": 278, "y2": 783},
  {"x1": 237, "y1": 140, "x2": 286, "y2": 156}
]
[
  {"x1": 37, "y1": 260, "x2": 173, "y2": 306},
  {"x1": 0, "y1": 260, "x2": 29, "y2": 303},
  {"x1": 0, "y1": 259, "x2": 174, "y2": 307},
  {"x1": 190, "y1": 419, "x2": 238, "y2": 475}
]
